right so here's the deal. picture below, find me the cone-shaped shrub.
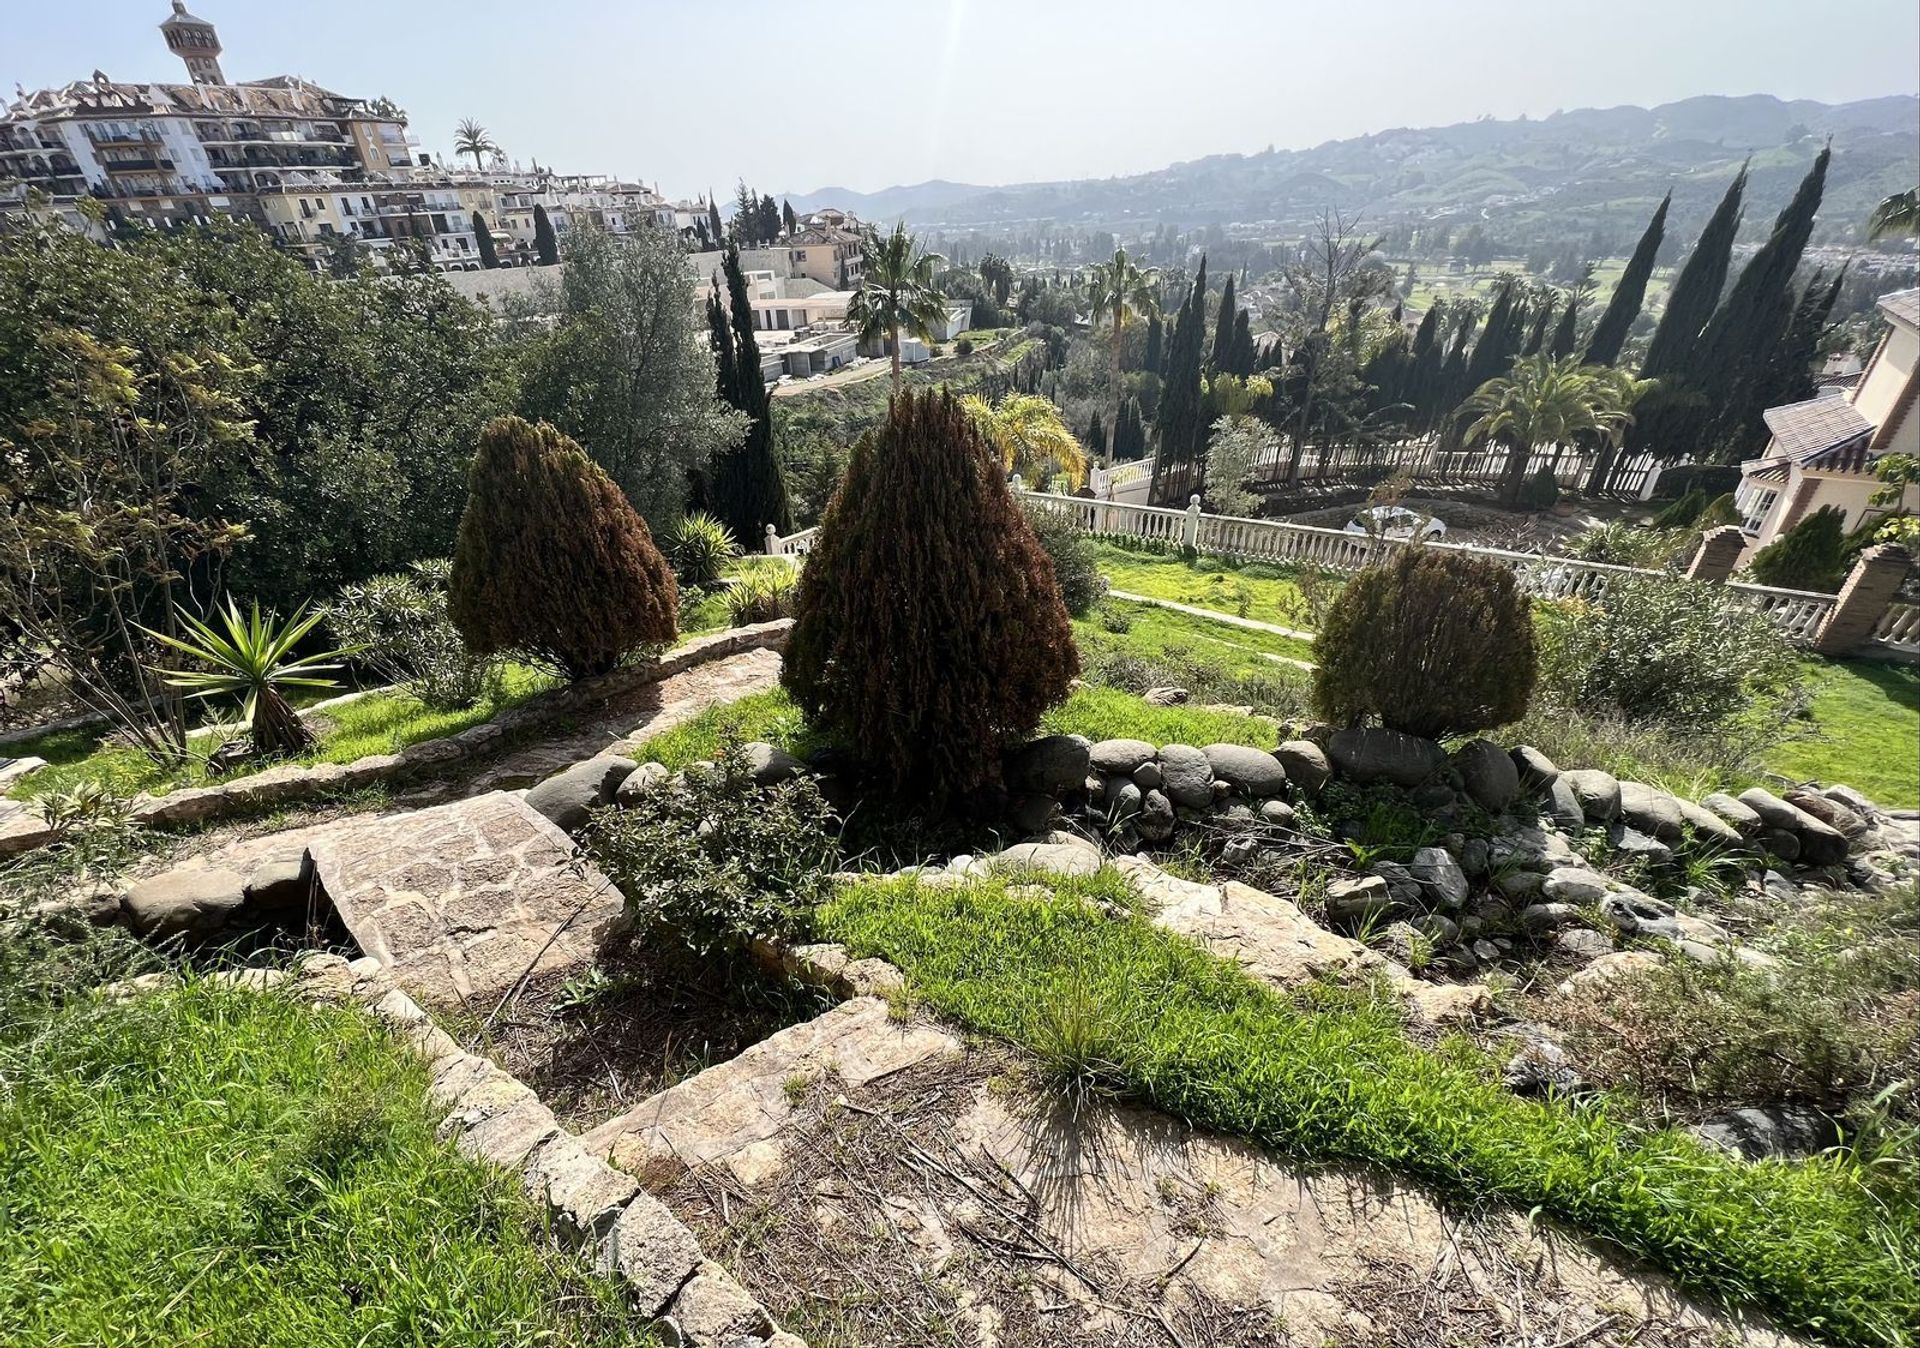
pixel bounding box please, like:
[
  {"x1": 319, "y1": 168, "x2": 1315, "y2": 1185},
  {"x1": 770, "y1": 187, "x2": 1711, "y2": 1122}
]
[
  {"x1": 1312, "y1": 547, "x2": 1535, "y2": 740},
  {"x1": 449, "y1": 415, "x2": 678, "y2": 679},
  {"x1": 783, "y1": 389, "x2": 1078, "y2": 801},
  {"x1": 1747, "y1": 504, "x2": 1848, "y2": 592}
]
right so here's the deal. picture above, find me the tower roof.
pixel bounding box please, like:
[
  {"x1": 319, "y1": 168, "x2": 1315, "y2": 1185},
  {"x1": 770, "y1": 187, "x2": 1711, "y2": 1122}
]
[{"x1": 161, "y1": 2, "x2": 213, "y2": 28}]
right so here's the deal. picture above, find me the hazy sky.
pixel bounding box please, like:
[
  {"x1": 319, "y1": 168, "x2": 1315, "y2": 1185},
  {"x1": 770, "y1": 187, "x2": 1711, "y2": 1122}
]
[{"x1": 11, "y1": 1, "x2": 1918, "y2": 200}]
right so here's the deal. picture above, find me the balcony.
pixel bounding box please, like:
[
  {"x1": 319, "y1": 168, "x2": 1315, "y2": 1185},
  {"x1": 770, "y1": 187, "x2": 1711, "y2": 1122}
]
[
  {"x1": 86, "y1": 130, "x2": 162, "y2": 150},
  {"x1": 101, "y1": 156, "x2": 175, "y2": 173}
]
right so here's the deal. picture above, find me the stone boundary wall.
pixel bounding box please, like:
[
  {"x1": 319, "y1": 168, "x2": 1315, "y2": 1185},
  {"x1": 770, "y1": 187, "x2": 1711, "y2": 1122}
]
[
  {"x1": 144, "y1": 957, "x2": 809, "y2": 1348},
  {"x1": 0, "y1": 621, "x2": 791, "y2": 860}
]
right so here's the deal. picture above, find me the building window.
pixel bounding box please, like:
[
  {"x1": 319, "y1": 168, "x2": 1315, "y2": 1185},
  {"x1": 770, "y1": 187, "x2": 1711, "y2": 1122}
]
[{"x1": 1738, "y1": 485, "x2": 1778, "y2": 535}]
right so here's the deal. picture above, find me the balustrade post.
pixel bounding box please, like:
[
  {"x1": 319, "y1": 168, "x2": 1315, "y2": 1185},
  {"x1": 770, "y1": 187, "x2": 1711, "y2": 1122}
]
[
  {"x1": 764, "y1": 523, "x2": 780, "y2": 556},
  {"x1": 1683, "y1": 525, "x2": 1747, "y2": 584},
  {"x1": 1814, "y1": 544, "x2": 1911, "y2": 656},
  {"x1": 1182, "y1": 495, "x2": 1203, "y2": 552}
]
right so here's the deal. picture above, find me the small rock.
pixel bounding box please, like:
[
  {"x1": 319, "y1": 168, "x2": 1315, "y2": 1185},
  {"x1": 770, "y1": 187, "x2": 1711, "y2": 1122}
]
[
  {"x1": 1221, "y1": 836, "x2": 1259, "y2": 866},
  {"x1": 1211, "y1": 779, "x2": 1234, "y2": 802},
  {"x1": 1142, "y1": 686, "x2": 1189, "y2": 706},
  {"x1": 1005, "y1": 735, "x2": 1092, "y2": 796},
  {"x1": 1472, "y1": 938, "x2": 1500, "y2": 963},
  {"x1": 614, "y1": 761, "x2": 671, "y2": 806},
  {"x1": 1607, "y1": 822, "x2": 1673, "y2": 864},
  {"x1": 1089, "y1": 738, "x2": 1158, "y2": 775},
  {"x1": 990, "y1": 842, "x2": 1100, "y2": 878},
  {"x1": 1369, "y1": 860, "x2": 1423, "y2": 906},
  {"x1": 1492, "y1": 868, "x2": 1546, "y2": 903},
  {"x1": 1456, "y1": 837, "x2": 1489, "y2": 878},
  {"x1": 1408, "y1": 845, "x2": 1469, "y2": 909},
  {"x1": 1617, "y1": 781, "x2": 1685, "y2": 842},
  {"x1": 1132, "y1": 761, "x2": 1163, "y2": 790},
  {"x1": 1410, "y1": 782, "x2": 1458, "y2": 811},
  {"x1": 243, "y1": 855, "x2": 313, "y2": 912},
  {"x1": 1510, "y1": 745, "x2": 1560, "y2": 791},
  {"x1": 1006, "y1": 792, "x2": 1059, "y2": 835},
  {"x1": 1325, "y1": 727, "x2": 1444, "y2": 788},
  {"x1": 1761, "y1": 869, "x2": 1799, "y2": 903},
  {"x1": 1562, "y1": 769, "x2": 1621, "y2": 823},
  {"x1": 1701, "y1": 792, "x2": 1764, "y2": 834},
  {"x1": 1555, "y1": 927, "x2": 1614, "y2": 961},
  {"x1": 1452, "y1": 738, "x2": 1521, "y2": 813},
  {"x1": 1414, "y1": 913, "x2": 1459, "y2": 946},
  {"x1": 1599, "y1": 890, "x2": 1680, "y2": 940},
  {"x1": 1202, "y1": 743, "x2": 1289, "y2": 798},
  {"x1": 527, "y1": 755, "x2": 637, "y2": 832},
  {"x1": 1519, "y1": 902, "x2": 1580, "y2": 934},
  {"x1": 123, "y1": 867, "x2": 247, "y2": 938},
  {"x1": 1275, "y1": 740, "x2": 1331, "y2": 795},
  {"x1": 740, "y1": 742, "x2": 807, "y2": 785},
  {"x1": 1157, "y1": 745, "x2": 1215, "y2": 809},
  {"x1": 1690, "y1": 1105, "x2": 1839, "y2": 1161},
  {"x1": 1504, "y1": 1036, "x2": 1583, "y2": 1096},
  {"x1": 1758, "y1": 828, "x2": 1802, "y2": 863},
  {"x1": 1542, "y1": 775, "x2": 1585, "y2": 832},
  {"x1": 1137, "y1": 789, "x2": 1176, "y2": 842},
  {"x1": 1326, "y1": 874, "x2": 1395, "y2": 923},
  {"x1": 1259, "y1": 798, "x2": 1296, "y2": 827},
  {"x1": 1105, "y1": 779, "x2": 1144, "y2": 827},
  {"x1": 1541, "y1": 868, "x2": 1609, "y2": 905}
]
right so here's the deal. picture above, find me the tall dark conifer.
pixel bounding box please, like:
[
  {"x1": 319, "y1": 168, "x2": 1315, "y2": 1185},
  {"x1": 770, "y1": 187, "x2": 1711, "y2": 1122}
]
[
  {"x1": 706, "y1": 194, "x2": 725, "y2": 246},
  {"x1": 532, "y1": 204, "x2": 559, "y2": 265},
  {"x1": 1548, "y1": 296, "x2": 1580, "y2": 360},
  {"x1": 1640, "y1": 166, "x2": 1747, "y2": 380},
  {"x1": 1582, "y1": 193, "x2": 1667, "y2": 366},
  {"x1": 1228, "y1": 309, "x2": 1256, "y2": 376},
  {"x1": 471, "y1": 211, "x2": 500, "y2": 269},
  {"x1": 1087, "y1": 409, "x2": 1107, "y2": 460},
  {"x1": 1151, "y1": 258, "x2": 1208, "y2": 504},
  {"x1": 705, "y1": 247, "x2": 790, "y2": 539},
  {"x1": 1144, "y1": 312, "x2": 1164, "y2": 373},
  {"x1": 1211, "y1": 272, "x2": 1238, "y2": 372},
  {"x1": 1690, "y1": 148, "x2": 1829, "y2": 456}
]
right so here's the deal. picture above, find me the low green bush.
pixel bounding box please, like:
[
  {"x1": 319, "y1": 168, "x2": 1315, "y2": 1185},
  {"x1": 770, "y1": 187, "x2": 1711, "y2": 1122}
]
[
  {"x1": 1313, "y1": 548, "x2": 1536, "y2": 739},
  {"x1": 332, "y1": 559, "x2": 497, "y2": 709},
  {"x1": 1562, "y1": 520, "x2": 1694, "y2": 568},
  {"x1": 1536, "y1": 575, "x2": 1801, "y2": 731},
  {"x1": 668, "y1": 510, "x2": 742, "y2": 588},
  {"x1": 585, "y1": 737, "x2": 839, "y2": 955},
  {"x1": 1748, "y1": 505, "x2": 1849, "y2": 593},
  {"x1": 1021, "y1": 504, "x2": 1103, "y2": 617},
  {"x1": 724, "y1": 567, "x2": 797, "y2": 626},
  {"x1": 1651, "y1": 488, "x2": 1708, "y2": 530},
  {"x1": 818, "y1": 871, "x2": 1920, "y2": 1346}
]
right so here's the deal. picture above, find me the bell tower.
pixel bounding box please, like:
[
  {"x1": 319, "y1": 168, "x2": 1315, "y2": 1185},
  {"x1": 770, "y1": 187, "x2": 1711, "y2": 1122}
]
[{"x1": 160, "y1": 2, "x2": 226, "y2": 85}]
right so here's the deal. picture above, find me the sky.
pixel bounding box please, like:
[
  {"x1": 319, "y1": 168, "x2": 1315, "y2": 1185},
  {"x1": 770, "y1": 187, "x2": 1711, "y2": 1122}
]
[{"x1": 10, "y1": 0, "x2": 1918, "y2": 201}]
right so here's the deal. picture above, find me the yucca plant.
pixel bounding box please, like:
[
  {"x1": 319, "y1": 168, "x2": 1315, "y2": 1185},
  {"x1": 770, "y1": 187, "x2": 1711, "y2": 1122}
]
[
  {"x1": 669, "y1": 511, "x2": 741, "y2": 588},
  {"x1": 145, "y1": 599, "x2": 348, "y2": 756},
  {"x1": 724, "y1": 566, "x2": 797, "y2": 626}
]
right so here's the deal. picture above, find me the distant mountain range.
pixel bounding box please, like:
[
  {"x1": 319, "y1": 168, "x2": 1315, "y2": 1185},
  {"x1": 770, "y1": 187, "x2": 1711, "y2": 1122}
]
[{"x1": 784, "y1": 94, "x2": 1919, "y2": 246}]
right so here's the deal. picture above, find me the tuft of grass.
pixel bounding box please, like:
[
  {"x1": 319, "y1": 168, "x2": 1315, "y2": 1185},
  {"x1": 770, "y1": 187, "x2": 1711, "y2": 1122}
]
[
  {"x1": 817, "y1": 869, "x2": 1920, "y2": 1348},
  {"x1": 1039, "y1": 685, "x2": 1278, "y2": 749},
  {"x1": 0, "y1": 978, "x2": 653, "y2": 1347}
]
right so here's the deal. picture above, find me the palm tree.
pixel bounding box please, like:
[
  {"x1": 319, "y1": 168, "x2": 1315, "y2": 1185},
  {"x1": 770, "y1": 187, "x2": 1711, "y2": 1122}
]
[
  {"x1": 961, "y1": 393, "x2": 1089, "y2": 490},
  {"x1": 1087, "y1": 247, "x2": 1159, "y2": 468},
  {"x1": 847, "y1": 223, "x2": 947, "y2": 390},
  {"x1": 1461, "y1": 355, "x2": 1648, "y2": 507},
  {"x1": 1869, "y1": 188, "x2": 1920, "y2": 241},
  {"x1": 453, "y1": 119, "x2": 499, "y2": 174},
  {"x1": 145, "y1": 599, "x2": 348, "y2": 756}
]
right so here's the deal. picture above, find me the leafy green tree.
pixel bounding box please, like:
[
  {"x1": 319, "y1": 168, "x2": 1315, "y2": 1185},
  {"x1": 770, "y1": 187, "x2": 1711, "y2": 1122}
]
[
  {"x1": 449, "y1": 415, "x2": 679, "y2": 678},
  {"x1": 516, "y1": 223, "x2": 746, "y2": 526},
  {"x1": 453, "y1": 118, "x2": 498, "y2": 173},
  {"x1": 847, "y1": 223, "x2": 947, "y2": 390},
  {"x1": 1583, "y1": 192, "x2": 1666, "y2": 367},
  {"x1": 978, "y1": 252, "x2": 1014, "y2": 307},
  {"x1": 471, "y1": 211, "x2": 500, "y2": 269},
  {"x1": 782, "y1": 390, "x2": 1078, "y2": 801},
  {"x1": 532, "y1": 203, "x2": 559, "y2": 265},
  {"x1": 1089, "y1": 247, "x2": 1160, "y2": 467}
]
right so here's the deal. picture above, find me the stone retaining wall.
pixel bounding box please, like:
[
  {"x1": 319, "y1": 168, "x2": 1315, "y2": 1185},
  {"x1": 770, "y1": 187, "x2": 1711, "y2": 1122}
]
[{"x1": 0, "y1": 622, "x2": 791, "y2": 860}]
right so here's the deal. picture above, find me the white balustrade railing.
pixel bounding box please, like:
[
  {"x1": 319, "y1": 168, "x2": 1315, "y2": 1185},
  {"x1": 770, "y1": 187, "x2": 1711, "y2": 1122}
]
[
  {"x1": 1870, "y1": 601, "x2": 1920, "y2": 652},
  {"x1": 1723, "y1": 582, "x2": 1839, "y2": 642},
  {"x1": 763, "y1": 524, "x2": 818, "y2": 560}
]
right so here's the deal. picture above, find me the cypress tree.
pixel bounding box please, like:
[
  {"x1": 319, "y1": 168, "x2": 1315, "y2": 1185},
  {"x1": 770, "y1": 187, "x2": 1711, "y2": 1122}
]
[
  {"x1": 706, "y1": 246, "x2": 791, "y2": 539},
  {"x1": 706, "y1": 194, "x2": 725, "y2": 246},
  {"x1": 1229, "y1": 309, "x2": 1256, "y2": 377},
  {"x1": 1436, "y1": 307, "x2": 1477, "y2": 425},
  {"x1": 1461, "y1": 279, "x2": 1522, "y2": 394},
  {"x1": 1403, "y1": 306, "x2": 1443, "y2": 427},
  {"x1": 471, "y1": 211, "x2": 500, "y2": 269},
  {"x1": 1768, "y1": 265, "x2": 1846, "y2": 409},
  {"x1": 781, "y1": 198, "x2": 797, "y2": 237},
  {"x1": 782, "y1": 389, "x2": 1078, "y2": 802},
  {"x1": 1548, "y1": 294, "x2": 1580, "y2": 360},
  {"x1": 1522, "y1": 295, "x2": 1556, "y2": 356},
  {"x1": 1691, "y1": 148, "x2": 1830, "y2": 456},
  {"x1": 532, "y1": 203, "x2": 559, "y2": 265},
  {"x1": 1641, "y1": 166, "x2": 1746, "y2": 380},
  {"x1": 1144, "y1": 312, "x2": 1164, "y2": 373},
  {"x1": 1583, "y1": 193, "x2": 1667, "y2": 366},
  {"x1": 449, "y1": 415, "x2": 678, "y2": 679},
  {"x1": 1087, "y1": 409, "x2": 1107, "y2": 460},
  {"x1": 1152, "y1": 258, "x2": 1208, "y2": 504},
  {"x1": 1211, "y1": 272, "x2": 1238, "y2": 372}
]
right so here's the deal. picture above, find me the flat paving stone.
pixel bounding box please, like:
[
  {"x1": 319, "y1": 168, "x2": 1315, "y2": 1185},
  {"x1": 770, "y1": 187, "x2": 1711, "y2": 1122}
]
[{"x1": 308, "y1": 791, "x2": 626, "y2": 1011}]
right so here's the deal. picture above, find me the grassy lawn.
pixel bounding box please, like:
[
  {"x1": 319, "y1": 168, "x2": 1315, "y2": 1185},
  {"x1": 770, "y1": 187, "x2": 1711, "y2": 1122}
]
[
  {"x1": 1765, "y1": 658, "x2": 1920, "y2": 809},
  {"x1": 1077, "y1": 602, "x2": 1317, "y2": 671},
  {"x1": 1091, "y1": 541, "x2": 1313, "y2": 632},
  {"x1": 0, "y1": 978, "x2": 650, "y2": 1347},
  {"x1": 9, "y1": 663, "x2": 558, "y2": 802},
  {"x1": 817, "y1": 869, "x2": 1918, "y2": 1348}
]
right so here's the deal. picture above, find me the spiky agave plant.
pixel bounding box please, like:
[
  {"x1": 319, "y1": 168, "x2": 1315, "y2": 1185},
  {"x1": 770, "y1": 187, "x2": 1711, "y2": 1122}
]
[{"x1": 145, "y1": 599, "x2": 348, "y2": 756}]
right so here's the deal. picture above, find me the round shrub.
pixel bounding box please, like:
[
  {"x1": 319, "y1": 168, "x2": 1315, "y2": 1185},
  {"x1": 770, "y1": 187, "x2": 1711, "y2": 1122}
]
[
  {"x1": 449, "y1": 415, "x2": 678, "y2": 680},
  {"x1": 955, "y1": 336, "x2": 974, "y2": 358},
  {"x1": 1312, "y1": 547, "x2": 1536, "y2": 739},
  {"x1": 1020, "y1": 503, "x2": 1103, "y2": 617},
  {"x1": 783, "y1": 389, "x2": 1079, "y2": 801},
  {"x1": 1748, "y1": 505, "x2": 1848, "y2": 592}
]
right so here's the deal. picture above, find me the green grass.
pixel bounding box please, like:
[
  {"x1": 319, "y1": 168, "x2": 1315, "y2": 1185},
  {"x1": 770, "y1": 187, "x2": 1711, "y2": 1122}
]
[
  {"x1": 0, "y1": 978, "x2": 652, "y2": 1347},
  {"x1": 818, "y1": 869, "x2": 1919, "y2": 1348},
  {"x1": 1764, "y1": 658, "x2": 1920, "y2": 808},
  {"x1": 1077, "y1": 602, "x2": 1316, "y2": 670},
  {"x1": 1038, "y1": 684, "x2": 1277, "y2": 749},
  {"x1": 10, "y1": 664, "x2": 557, "y2": 801},
  {"x1": 1092, "y1": 542, "x2": 1312, "y2": 630}
]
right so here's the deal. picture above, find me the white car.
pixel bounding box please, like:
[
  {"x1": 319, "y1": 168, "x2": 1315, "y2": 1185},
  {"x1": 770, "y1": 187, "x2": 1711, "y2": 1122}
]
[{"x1": 1343, "y1": 506, "x2": 1447, "y2": 541}]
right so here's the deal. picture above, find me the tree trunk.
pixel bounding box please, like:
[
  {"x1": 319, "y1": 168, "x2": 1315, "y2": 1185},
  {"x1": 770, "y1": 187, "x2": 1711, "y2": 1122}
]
[
  {"x1": 1109, "y1": 315, "x2": 1123, "y2": 469},
  {"x1": 252, "y1": 686, "x2": 313, "y2": 757},
  {"x1": 890, "y1": 319, "x2": 901, "y2": 391},
  {"x1": 1583, "y1": 437, "x2": 1617, "y2": 496}
]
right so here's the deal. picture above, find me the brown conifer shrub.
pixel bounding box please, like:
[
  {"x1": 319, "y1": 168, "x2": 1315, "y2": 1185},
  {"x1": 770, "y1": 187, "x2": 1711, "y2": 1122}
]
[
  {"x1": 448, "y1": 415, "x2": 678, "y2": 679},
  {"x1": 1312, "y1": 547, "x2": 1535, "y2": 739},
  {"x1": 782, "y1": 390, "x2": 1079, "y2": 801}
]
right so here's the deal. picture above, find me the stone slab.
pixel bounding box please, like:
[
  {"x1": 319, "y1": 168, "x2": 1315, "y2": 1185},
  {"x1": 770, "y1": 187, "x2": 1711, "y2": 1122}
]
[{"x1": 307, "y1": 791, "x2": 627, "y2": 1011}]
